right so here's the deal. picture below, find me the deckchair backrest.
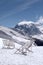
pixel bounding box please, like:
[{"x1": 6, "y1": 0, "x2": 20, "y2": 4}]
[
  {"x1": 3, "y1": 39, "x2": 15, "y2": 47},
  {"x1": 22, "y1": 39, "x2": 34, "y2": 49}
]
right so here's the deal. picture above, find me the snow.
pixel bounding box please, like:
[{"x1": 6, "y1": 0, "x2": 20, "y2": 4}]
[
  {"x1": 0, "y1": 38, "x2": 4, "y2": 48},
  {"x1": 12, "y1": 35, "x2": 30, "y2": 43},
  {"x1": 0, "y1": 46, "x2": 43, "y2": 65},
  {"x1": 18, "y1": 17, "x2": 43, "y2": 26},
  {"x1": 32, "y1": 34, "x2": 43, "y2": 40},
  {"x1": 0, "y1": 37, "x2": 42, "y2": 65},
  {"x1": 15, "y1": 42, "x2": 21, "y2": 49},
  {"x1": 18, "y1": 21, "x2": 34, "y2": 26}
]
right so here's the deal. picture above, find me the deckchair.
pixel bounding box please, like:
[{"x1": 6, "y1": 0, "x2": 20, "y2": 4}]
[{"x1": 14, "y1": 39, "x2": 34, "y2": 55}]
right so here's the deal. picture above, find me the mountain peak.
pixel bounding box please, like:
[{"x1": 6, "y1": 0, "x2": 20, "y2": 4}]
[
  {"x1": 15, "y1": 21, "x2": 41, "y2": 36},
  {"x1": 18, "y1": 21, "x2": 34, "y2": 26}
]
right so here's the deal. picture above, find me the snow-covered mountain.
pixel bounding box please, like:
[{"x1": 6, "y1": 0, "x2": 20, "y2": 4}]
[
  {"x1": 12, "y1": 21, "x2": 43, "y2": 46},
  {"x1": 14, "y1": 21, "x2": 41, "y2": 36}
]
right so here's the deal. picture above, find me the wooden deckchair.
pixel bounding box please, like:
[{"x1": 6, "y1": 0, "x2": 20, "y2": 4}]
[{"x1": 14, "y1": 39, "x2": 34, "y2": 55}]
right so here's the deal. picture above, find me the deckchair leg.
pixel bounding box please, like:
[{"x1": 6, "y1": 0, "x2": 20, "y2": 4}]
[
  {"x1": 27, "y1": 46, "x2": 33, "y2": 52},
  {"x1": 14, "y1": 46, "x2": 23, "y2": 53},
  {"x1": 14, "y1": 49, "x2": 21, "y2": 53}
]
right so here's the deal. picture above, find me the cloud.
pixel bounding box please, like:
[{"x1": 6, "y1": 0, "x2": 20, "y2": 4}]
[{"x1": 36, "y1": 16, "x2": 43, "y2": 23}]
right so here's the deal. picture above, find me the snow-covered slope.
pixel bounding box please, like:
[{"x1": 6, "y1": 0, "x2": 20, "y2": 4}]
[{"x1": 0, "y1": 46, "x2": 43, "y2": 65}]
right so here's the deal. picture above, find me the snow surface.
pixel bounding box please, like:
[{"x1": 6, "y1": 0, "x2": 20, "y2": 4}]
[
  {"x1": 18, "y1": 21, "x2": 34, "y2": 26},
  {"x1": 0, "y1": 47, "x2": 43, "y2": 65},
  {"x1": 32, "y1": 34, "x2": 43, "y2": 40},
  {"x1": 0, "y1": 38, "x2": 4, "y2": 48},
  {"x1": 0, "y1": 38, "x2": 43, "y2": 65},
  {"x1": 12, "y1": 35, "x2": 30, "y2": 44}
]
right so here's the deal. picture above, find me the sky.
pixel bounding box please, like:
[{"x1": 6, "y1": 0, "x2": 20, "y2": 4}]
[{"x1": 0, "y1": 0, "x2": 43, "y2": 27}]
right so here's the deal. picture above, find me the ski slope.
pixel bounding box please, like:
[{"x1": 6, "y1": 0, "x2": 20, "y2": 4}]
[{"x1": 0, "y1": 47, "x2": 43, "y2": 65}]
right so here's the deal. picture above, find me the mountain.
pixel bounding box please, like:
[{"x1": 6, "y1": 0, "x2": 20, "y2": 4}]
[
  {"x1": 12, "y1": 21, "x2": 43, "y2": 46},
  {"x1": 14, "y1": 21, "x2": 41, "y2": 36}
]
